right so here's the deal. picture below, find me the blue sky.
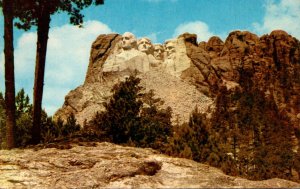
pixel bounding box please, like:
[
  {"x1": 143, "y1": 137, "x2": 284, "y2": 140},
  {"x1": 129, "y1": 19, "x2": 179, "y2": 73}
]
[{"x1": 0, "y1": 0, "x2": 300, "y2": 115}]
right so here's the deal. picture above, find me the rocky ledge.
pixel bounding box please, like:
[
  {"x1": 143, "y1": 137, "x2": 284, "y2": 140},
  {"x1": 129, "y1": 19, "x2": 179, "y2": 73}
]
[{"x1": 1, "y1": 142, "x2": 299, "y2": 188}]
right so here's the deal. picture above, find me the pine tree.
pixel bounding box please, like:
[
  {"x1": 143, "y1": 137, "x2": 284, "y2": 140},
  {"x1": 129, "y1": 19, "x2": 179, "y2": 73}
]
[
  {"x1": 15, "y1": 89, "x2": 32, "y2": 118},
  {"x1": 93, "y1": 75, "x2": 143, "y2": 143},
  {"x1": 1, "y1": 0, "x2": 105, "y2": 144},
  {"x1": 1, "y1": 0, "x2": 16, "y2": 149},
  {"x1": 209, "y1": 86, "x2": 238, "y2": 170},
  {"x1": 166, "y1": 107, "x2": 212, "y2": 162},
  {"x1": 61, "y1": 113, "x2": 81, "y2": 137},
  {"x1": 135, "y1": 90, "x2": 172, "y2": 149},
  {"x1": 234, "y1": 79, "x2": 295, "y2": 180},
  {"x1": 187, "y1": 107, "x2": 210, "y2": 162},
  {"x1": 14, "y1": 89, "x2": 33, "y2": 147},
  {"x1": 90, "y1": 75, "x2": 173, "y2": 149}
]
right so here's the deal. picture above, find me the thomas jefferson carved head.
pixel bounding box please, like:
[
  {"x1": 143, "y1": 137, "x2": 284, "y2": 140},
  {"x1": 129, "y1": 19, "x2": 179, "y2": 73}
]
[{"x1": 153, "y1": 44, "x2": 164, "y2": 60}]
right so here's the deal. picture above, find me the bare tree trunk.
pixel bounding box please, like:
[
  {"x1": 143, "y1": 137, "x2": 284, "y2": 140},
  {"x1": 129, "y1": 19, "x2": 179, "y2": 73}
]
[
  {"x1": 31, "y1": 8, "x2": 50, "y2": 144},
  {"x1": 3, "y1": 0, "x2": 16, "y2": 149}
]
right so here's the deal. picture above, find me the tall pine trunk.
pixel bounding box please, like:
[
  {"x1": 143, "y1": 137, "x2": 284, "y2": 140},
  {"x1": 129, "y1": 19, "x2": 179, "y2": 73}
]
[
  {"x1": 3, "y1": 0, "x2": 16, "y2": 149},
  {"x1": 31, "y1": 8, "x2": 50, "y2": 144}
]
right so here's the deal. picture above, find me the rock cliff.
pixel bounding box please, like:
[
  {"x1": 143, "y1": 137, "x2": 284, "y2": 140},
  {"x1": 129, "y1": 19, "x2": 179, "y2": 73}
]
[
  {"x1": 1, "y1": 142, "x2": 300, "y2": 188},
  {"x1": 55, "y1": 32, "x2": 214, "y2": 125},
  {"x1": 182, "y1": 30, "x2": 300, "y2": 127},
  {"x1": 54, "y1": 30, "x2": 300, "y2": 129}
]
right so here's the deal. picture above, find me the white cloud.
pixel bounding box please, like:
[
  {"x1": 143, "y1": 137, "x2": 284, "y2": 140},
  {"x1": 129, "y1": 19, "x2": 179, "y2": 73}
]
[
  {"x1": 173, "y1": 21, "x2": 214, "y2": 42},
  {"x1": 146, "y1": 33, "x2": 158, "y2": 43},
  {"x1": 0, "y1": 20, "x2": 112, "y2": 115},
  {"x1": 137, "y1": 32, "x2": 162, "y2": 43},
  {"x1": 253, "y1": 0, "x2": 300, "y2": 39},
  {"x1": 15, "y1": 33, "x2": 36, "y2": 76}
]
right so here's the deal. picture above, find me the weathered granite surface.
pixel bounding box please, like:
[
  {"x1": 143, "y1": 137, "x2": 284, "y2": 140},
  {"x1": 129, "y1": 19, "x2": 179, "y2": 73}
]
[{"x1": 1, "y1": 142, "x2": 299, "y2": 188}]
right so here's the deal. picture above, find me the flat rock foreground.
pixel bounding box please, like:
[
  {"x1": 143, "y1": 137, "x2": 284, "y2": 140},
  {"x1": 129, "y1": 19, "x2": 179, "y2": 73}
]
[{"x1": 0, "y1": 142, "x2": 300, "y2": 188}]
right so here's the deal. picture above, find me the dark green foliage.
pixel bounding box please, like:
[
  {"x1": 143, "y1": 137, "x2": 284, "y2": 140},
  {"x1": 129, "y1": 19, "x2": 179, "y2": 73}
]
[
  {"x1": 237, "y1": 89, "x2": 295, "y2": 180},
  {"x1": 133, "y1": 90, "x2": 172, "y2": 149},
  {"x1": 15, "y1": 89, "x2": 31, "y2": 118},
  {"x1": 0, "y1": 0, "x2": 105, "y2": 145},
  {"x1": 208, "y1": 86, "x2": 240, "y2": 173},
  {"x1": 61, "y1": 113, "x2": 81, "y2": 137},
  {"x1": 0, "y1": 92, "x2": 4, "y2": 109},
  {"x1": 15, "y1": 110, "x2": 32, "y2": 147},
  {"x1": 89, "y1": 75, "x2": 172, "y2": 150},
  {"x1": 88, "y1": 72, "x2": 299, "y2": 182},
  {"x1": 0, "y1": 89, "x2": 81, "y2": 148},
  {"x1": 166, "y1": 108, "x2": 210, "y2": 161},
  {"x1": 41, "y1": 113, "x2": 81, "y2": 143},
  {"x1": 209, "y1": 79, "x2": 297, "y2": 181},
  {"x1": 93, "y1": 75, "x2": 143, "y2": 143},
  {"x1": 253, "y1": 105, "x2": 294, "y2": 180},
  {"x1": 41, "y1": 111, "x2": 58, "y2": 143},
  {"x1": 0, "y1": 92, "x2": 6, "y2": 148},
  {"x1": 166, "y1": 106, "x2": 239, "y2": 175},
  {"x1": 9, "y1": 89, "x2": 32, "y2": 147},
  {"x1": 0, "y1": 0, "x2": 105, "y2": 31}
]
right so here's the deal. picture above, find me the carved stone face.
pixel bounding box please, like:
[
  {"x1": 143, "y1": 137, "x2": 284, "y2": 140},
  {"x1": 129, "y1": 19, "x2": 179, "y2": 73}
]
[
  {"x1": 153, "y1": 44, "x2": 164, "y2": 60},
  {"x1": 165, "y1": 41, "x2": 176, "y2": 59},
  {"x1": 138, "y1": 38, "x2": 152, "y2": 54},
  {"x1": 122, "y1": 32, "x2": 136, "y2": 50}
]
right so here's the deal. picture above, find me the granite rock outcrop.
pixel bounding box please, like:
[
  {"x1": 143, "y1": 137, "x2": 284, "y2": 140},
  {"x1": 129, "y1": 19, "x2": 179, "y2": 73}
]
[
  {"x1": 181, "y1": 30, "x2": 300, "y2": 128},
  {"x1": 55, "y1": 30, "x2": 300, "y2": 129},
  {"x1": 1, "y1": 142, "x2": 300, "y2": 188},
  {"x1": 55, "y1": 32, "x2": 214, "y2": 125}
]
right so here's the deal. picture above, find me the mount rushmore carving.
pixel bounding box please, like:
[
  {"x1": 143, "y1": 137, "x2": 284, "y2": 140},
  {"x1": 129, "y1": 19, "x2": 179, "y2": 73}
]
[
  {"x1": 56, "y1": 30, "x2": 300, "y2": 128},
  {"x1": 101, "y1": 32, "x2": 191, "y2": 77}
]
